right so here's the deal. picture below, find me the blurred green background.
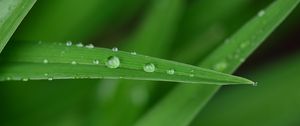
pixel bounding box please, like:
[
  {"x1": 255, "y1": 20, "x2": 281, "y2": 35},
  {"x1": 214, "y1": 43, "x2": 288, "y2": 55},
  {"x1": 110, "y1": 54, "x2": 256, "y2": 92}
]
[{"x1": 1, "y1": 0, "x2": 300, "y2": 126}]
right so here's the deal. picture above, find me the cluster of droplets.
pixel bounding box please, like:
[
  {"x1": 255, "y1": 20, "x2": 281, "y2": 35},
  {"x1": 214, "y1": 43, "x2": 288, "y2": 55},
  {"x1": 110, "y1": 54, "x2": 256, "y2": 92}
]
[
  {"x1": 65, "y1": 41, "x2": 94, "y2": 49},
  {"x1": 33, "y1": 44, "x2": 184, "y2": 82}
]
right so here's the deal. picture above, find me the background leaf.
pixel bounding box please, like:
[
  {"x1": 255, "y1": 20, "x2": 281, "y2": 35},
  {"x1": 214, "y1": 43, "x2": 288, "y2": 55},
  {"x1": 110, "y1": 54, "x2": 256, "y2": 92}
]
[
  {"x1": 0, "y1": 0, "x2": 36, "y2": 52},
  {"x1": 134, "y1": 0, "x2": 300, "y2": 126}
]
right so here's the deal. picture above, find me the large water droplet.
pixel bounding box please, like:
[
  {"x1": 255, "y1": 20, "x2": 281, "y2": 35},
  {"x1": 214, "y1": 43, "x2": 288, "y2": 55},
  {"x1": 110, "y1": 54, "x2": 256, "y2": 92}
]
[
  {"x1": 258, "y1": 10, "x2": 265, "y2": 17},
  {"x1": 143, "y1": 63, "x2": 155, "y2": 73},
  {"x1": 166, "y1": 69, "x2": 175, "y2": 75},
  {"x1": 106, "y1": 56, "x2": 120, "y2": 68},
  {"x1": 43, "y1": 59, "x2": 48, "y2": 64},
  {"x1": 85, "y1": 44, "x2": 94, "y2": 49},
  {"x1": 214, "y1": 61, "x2": 228, "y2": 72},
  {"x1": 112, "y1": 47, "x2": 118, "y2": 52},
  {"x1": 66, "y1": 41, "x2": 72, "y2": 46}
]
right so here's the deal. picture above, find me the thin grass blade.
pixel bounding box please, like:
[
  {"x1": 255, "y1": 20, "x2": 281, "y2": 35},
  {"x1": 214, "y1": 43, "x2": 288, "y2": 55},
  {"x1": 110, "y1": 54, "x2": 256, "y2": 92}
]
[
  {"x1": 0, "y1": 0, "x2": 36, "y2": 52},
  {"x1": 135, "y1": 0, "x2": 300, "y2": 126}
]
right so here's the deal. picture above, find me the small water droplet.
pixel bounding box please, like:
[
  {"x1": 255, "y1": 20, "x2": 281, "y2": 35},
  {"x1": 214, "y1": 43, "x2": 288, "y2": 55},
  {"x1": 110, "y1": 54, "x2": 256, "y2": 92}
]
[
  {"x1": 143, "y1": 63, "x2": 156, "y2": 73},
  {"x1": 240, "y1": 41, "x2": 250, "y2": 49},
  {"x1": 105, "y1": 56, "x2": 120, "y2": 68},
  {"x1": 239, "y1": 58, "x2": 245, "y2": 62},
  {"x1": 71, "y1": 61, "x2": 77, "y2": 65},
  {"x1": 6, "y1": 77, "x2": 11, "y2": 81},
  {"x1": 224, "y1": 38, "x2": 230, "y2": 44},
  {"x1": 43, "y1": 59, "x2": 48, "y2": 64},
  {"x1": 66, "y1": 41, "x2": 72, "y2": 46},
  {"x1": 22, "y1": 78, "x2": 29, "y2": 81},
  {"x1": 48, "y1": 77, "x2": 53, "y2": 81},
  {"x1": 85, "y1": 44, "x2": 94, "y2": 49},
  {"x1": 76, "y1": 43, "x2": 84, "y2": 47},
  {"x1": 93, "y1": 60, "x2": 100, "y2": 64},
  {"x1": 214, "y1": 61, "x2": 228, "y2": 72},
  {"x1": 258, "y1": 10, "x2": 265, "y2": 17},
  {"x1": 253, "y1": 82, "x2": 258, "y2": 86},
  {"x1": 112, "y1": 47, "x2": 118, "y2": 52},
  {"x1": 189, "y1": 74, "x2": 194, "y2": 77},
  {"x1": 131, "y1": 51, "x2": 137, "y2": 55},
  {"x1": 166, "y1": 69, "x2": 175, "y2": 75},
  {"x1": 44, "y1": 73, "x2": 49, "y2": 76}
]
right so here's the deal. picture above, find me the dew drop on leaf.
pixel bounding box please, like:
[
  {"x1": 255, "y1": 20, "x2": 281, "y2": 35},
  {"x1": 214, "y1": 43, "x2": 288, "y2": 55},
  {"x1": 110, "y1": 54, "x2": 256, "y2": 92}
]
[
  {"x1": 112, "y1": 47, "x2": 118, "y2": 52},
  {"x1": 85, "y1": 44, "x2": 94, "y2": 48},
  {"x1": 143, "y1": 63, "x2": 156, "y2": 73},
  {"x1": 22, "y1": 78, "x2": 29, "y2": 81},
  {"x1": 76, "y1": 43, "x2": 84, "y2": 47},
  {"x1": 66, "y1": 41, "x2": 72, "y2": 46},
  {"x1": 213, "y1": 61, "x2": 228, "y2": 72},
  {"x1": 43, "y1": 59, "x2": 48, "y2": 64},
  {"x1": 189, "y1": 74, "x2": 194, "y2": 77},
  {"x1": 106, "y1": 56, "x2": 120, "y2": 68},
  {"x1": 258, "y1": 10, "x2": 265, "y2": 17},
  {"x1": 166, "y1": 69, "x2": 175, "y2": 75},
  {"x1": 6, "y1": 77, "x2": 11, "y2": 81},
  {"x1": 131, "y1": 51, "x2": 137, "y2": 55},
  {"x1": 48, "y1": 77, "x2": 53, "y2": 81},
  {"x1": 93, "y1": 60, "x2": 100, "y2": 64},
  {"x1": 71, "y1": 61, "x2": 77, "y2": 65}
]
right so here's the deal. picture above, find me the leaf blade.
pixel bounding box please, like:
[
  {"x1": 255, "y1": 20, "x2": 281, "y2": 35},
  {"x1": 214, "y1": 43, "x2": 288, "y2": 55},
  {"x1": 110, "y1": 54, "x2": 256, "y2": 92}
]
[{"x1": 0, "y1": 41, "x2": 253, "y2": 85}]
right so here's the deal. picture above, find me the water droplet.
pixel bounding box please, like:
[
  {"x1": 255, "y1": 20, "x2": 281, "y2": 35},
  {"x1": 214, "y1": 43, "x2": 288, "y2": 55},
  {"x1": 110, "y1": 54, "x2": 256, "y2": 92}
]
[
  {"x1": 66, "y1": 41, "x2": 72, "y2": 46},
  {"x1": 189, "y1": 74, "x2": 194, "y2": 77},
  {"x1": 131, "y1": 51, "x2": 137, "y2": 55},
  {"x1": 258, "y1": 10, "x2": 265, "y2": 17},
  {"x1": 6, "y1": 77, "x2": 11, "y2": 81},
  {"x1": 85, "y1": 44, "x2": 94, "y2": 49},
  {"x1": 93, "y1": 60, "x2": 100, "y2": 64},
  {"x1": 166, "y1": 69, "x2": 175, "y2": 75},
  {"x1": 253, "y1": 82, "x2": 258, "y2": 86},
  {"x1": 239, "y1": 58, "x2": 245, "y2": 62},
  {"x1": 224, "y1": 38, "x2": 230, "y2": 44},
  {"x1": 143, "y1": 63, "x2": 156, "y2": 73},
  {"x1": 44, "y1": 73, "x2": 49, "y2": 76},
  {"x1": 71, "y1": 61, "x2": 77, "y2": 65},
  {"x1": 105, "y1": 56, "x2": 120, "y2": 68},
  {"x1": 76, "y1": 43, "x2": 84, "y2": 47},
  {"x1": 240, "y1": 41, "x2": 250, "y2": 49},
  {"x1": 112, "y1": 47, "x2": 118, "y2": 52},
  {"x1": 48, "y1": 77, "x2": 53, "y2": 81},
  {"x1": 22, "y1": 78, "x2": 29, "y2": 81},
  {"x1": 43, "y1": 59, "x2": 48, "y2": 64},
  {"x1": 214, "y1": 61, "x2": 228, "y2": 72}
]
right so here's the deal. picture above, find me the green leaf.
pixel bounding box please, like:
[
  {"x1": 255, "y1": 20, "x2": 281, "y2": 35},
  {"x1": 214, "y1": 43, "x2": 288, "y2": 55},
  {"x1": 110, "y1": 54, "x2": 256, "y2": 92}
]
[
  {"x1": 0, "y1": 0, "x2": 36, "y2": 53},
  {"x1": 0, "y1": 41, "x2": 253, "y2": 85},
  {"x1": 192, "y1": 53, "x2": 300, "y2": 126},
  {"x1": 134, "y1": 0, "x2": 300, "y2": 126}
]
